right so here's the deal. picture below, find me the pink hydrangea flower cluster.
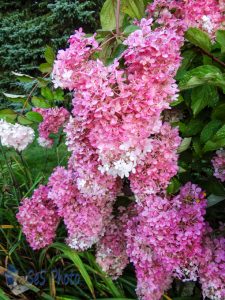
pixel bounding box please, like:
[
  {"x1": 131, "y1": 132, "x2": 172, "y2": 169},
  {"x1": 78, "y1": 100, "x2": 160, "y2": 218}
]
[
  {"x1": 147, "y1": 0, "x2": 225, "y2": 38},
  {"x1": 212, "y1": 149, "x2": 225, "y2": 182},
  {"x1": 96, "y1": 206, "x2": 135, "y2": 279},
  {"x1": 48, "y1": 166, "x2": 119, "y2": 250},
  {"x1": 34, "y1": 107, "x2": 69, "y2": 148},
  {"x1": 129, "y1": 123, "x2": 180, "y2": 200},
  {"x1": 199, "y1": 228, "x2": 225, "y2": 300},
  {"x1": 52, "y1": 20, "x2": 182, "y2": 179},
  {"x1": 17, "y1": 185, "x2": 60, "y2": 250},
  {"x1": 125, "y1": 182, "x2": 207, "y2": 300}
]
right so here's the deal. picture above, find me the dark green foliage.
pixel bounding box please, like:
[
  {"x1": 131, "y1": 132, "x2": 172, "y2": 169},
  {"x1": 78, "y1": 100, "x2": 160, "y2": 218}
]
[{"x1": 0, "y1": 0, "x2": 104, "y2": 95}]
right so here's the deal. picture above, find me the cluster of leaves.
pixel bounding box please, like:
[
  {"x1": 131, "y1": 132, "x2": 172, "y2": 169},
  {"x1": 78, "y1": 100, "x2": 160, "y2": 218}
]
[
  {"x1": 0, "y1": 46, "x2": 70, "y2": 129},
  {"x1": 0, "y1": 0, "x2": 104, "y2": 96},
  {"x1": 167, "y1": 28, "x2": 225, "y2": 224}
]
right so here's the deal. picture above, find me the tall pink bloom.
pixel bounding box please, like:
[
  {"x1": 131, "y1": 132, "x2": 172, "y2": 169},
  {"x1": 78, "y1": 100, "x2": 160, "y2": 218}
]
[
  {"x1": 17, "y1": 185, "x2": 59, "y2": 250},
  {"x1": 199, "y1": 230, "x2": 225, "y2": 300},
  {"x1": 96, "y1": 205, "x2": 135, "y2": 279},
  {"x1": 126, "y1": 183, "x2": 207, "y2": 299}
]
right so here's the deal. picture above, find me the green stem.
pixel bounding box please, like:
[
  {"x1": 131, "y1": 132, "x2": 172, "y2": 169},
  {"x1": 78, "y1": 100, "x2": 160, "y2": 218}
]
[
  {"x1": 17, "y1": 151, "x2": 33, "y2": 187},
  {"x1": 0, "y1": 143, "x2": 21, "y2": 202}
]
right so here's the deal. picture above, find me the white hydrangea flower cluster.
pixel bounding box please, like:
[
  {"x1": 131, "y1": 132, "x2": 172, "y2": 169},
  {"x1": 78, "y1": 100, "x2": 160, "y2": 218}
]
[
  {"x1": 0, "y1": 120, "x2": 34, "y2": 151},
  {"x1": 202, "y1": 15, "x2": 214, "y2": 34},
  {"x1": 98, "y1": 141, "x2": 153, "y2": 178}
]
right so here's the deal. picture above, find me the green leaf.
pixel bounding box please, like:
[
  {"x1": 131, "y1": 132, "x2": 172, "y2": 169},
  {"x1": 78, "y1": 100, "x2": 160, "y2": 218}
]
[
  {"x1": 191, "y1": 86, "x2": 219, "y2": 116},
  {"x1": 176, "y1": 50, "x2": 197, "y2": 80},
  {"x1": 37, "y1": 77, "x2": 50, "y2": 87},
  {"x1": 203, "y1": 139, "x2": 225, "y2": 152},
  {"x1": 179, "y1": 65, "x2": 223, "y2": 90},
  {"x1": 12, "y1": 71, "x2": 35, "y2": 83},
  {"x1": 41, "y1": 87, "x2": 53, "y2": 101},
  {"x1": 213, "y1": 124, "x2": 225, "y2": 141},
  {"x1": 177, "y1": 137, "x2": 192, "y2": 153},
  {"x1": 39, "y1": 62, "x2": 52, "y2": 74},
  {"x1": 205, "y1": 177, "x2": 225, "y2": 196},
  {"x1": 49, "y1": 243, "x2": 95, "y2": 298},
  {"x1": 212, "y1": 103, "x2": 225, "y2": 121},
  {"x1": 181, "y1": 119, "x2": 205, "y2": 137},
  {"x1": 18, "y1": 116, "x2": 33, "y2": 125},
  {"x1": 3, "y1": 92, "x2": 26, "y2": 102},
  {"x1": 123, "y1": 24, "x2": 140, "y2": 36},
  {"x1": 26, "y1": 111, "x2": 43, "y2": 123},
  {"x1": 53, "y1": 89, "x2": 64, "y2": 101},
  {"x1": 207, "y1": 194, "x2": 225, "y2": 207},
  {"x1": 32, "y1": 96, "x2": 51, "y2": 108},
  {"x1": 0, "y1": 109, "x2": 17, "y2": 122},
  {"x1": 203, "y1": 125, "x2": 225, "y2": 152},
  {"x1": 200, "y1": 120, "x2": 222, "y2": 144},
  {"x1": 44, "y1": 46, "x2": 55, "y2": 65},
  {"x1": 185, "y1": 27, "x2": 212, "y2": 52},
  {"x1": 100, "y1": 0, "x2": 122, "y2": 31},
  {"x1": 167, "y1": 177, "x2": 181, "y2": 194},
  {"x1": 111, "y1": 43, "x2": 127, "y2": 60},
  {"x1": 216, "y1": 30, "x2": 225, "y2": 53},
  {"x1": 121, "y1": 0, "x2": 144, "y2": 19},
  {"x1": 192, "y1": 137, "x2": 202, "y2": 156}
]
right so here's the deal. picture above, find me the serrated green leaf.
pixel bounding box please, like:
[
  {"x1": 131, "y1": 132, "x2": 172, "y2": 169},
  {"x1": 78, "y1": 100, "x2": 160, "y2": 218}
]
[
  {"x1": 203, "y1": 139, "x2": 225, "y2": 152},
  {"x1": 191, "y1": 86, "x2": 219, "y2": 116},
  {"x1": 18, "y1": 116, "x2": 33, "y2": 125},
  {"x1": 179, "y1": 65, "x2": 223, "y2": 90},
  {"x1": 41, "y1": 87, "x2": 53, "y2": 101},
  {"x1": 185, "y1": 27, "x2": 212, "y2": 52},
  {"x1": 213, "y1": 124, "x2": 225, "y2": 141},
  {"x1": 167, "y1": 177, "x2": 181, "y2": 194},
  {"x1": 37, "y1": 77, "x2": 49, "y2": 87},
  {"x1": 112, "y1": 43, "x2": 127, "y2": 60},
  {"x1": 121, "y1": 0, "x2": 144, "y2": 19},
  {"x1": 203, "y1": 125, "x2": 225, "y2": 152},
  {"x1": 44, "y1": 46, "x2": 55, "y2": 65},
  {"x1": 53, "y1": 89, "x2": 64, "y2": 101},
  {"x1": 216, "y1": 30, "x2": 225, "y2": 53},
  {"x1": 176, "y1": 50, "x2": 197, "y2": 80},
  {"x1": 26, "y1": 111, "x2": 43, "y2": 123},
  {"x1": 100, "y1": 0, "x2": 124, "y2": 31},
  {"x1": 200, "y1": 120, "x2": 222, "y2": 143},
  {"x1": 39, "y1": 62, "x2": 52, "y2": 74},
  {"x1": 181, "y1": 119, "x2": 205, "y2": 137},
  {"x1": 32, "y1": 96, "x2": 51, "y2": 108},
  {"x1": 192, "y1": 137, "x2": 202, "y2": 156},
  {"x1": 0, "y1": 109, "x2": 17, "y2": 122},
  {"x1": 177, "y1": 137, "x2": 192, "y2": 153}
]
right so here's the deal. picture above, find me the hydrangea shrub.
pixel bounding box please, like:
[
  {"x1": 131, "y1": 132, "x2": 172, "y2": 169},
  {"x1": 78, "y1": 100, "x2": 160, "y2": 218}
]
[{"x1": 1, "y1": 0, "x2": 225, "y2": 299}]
